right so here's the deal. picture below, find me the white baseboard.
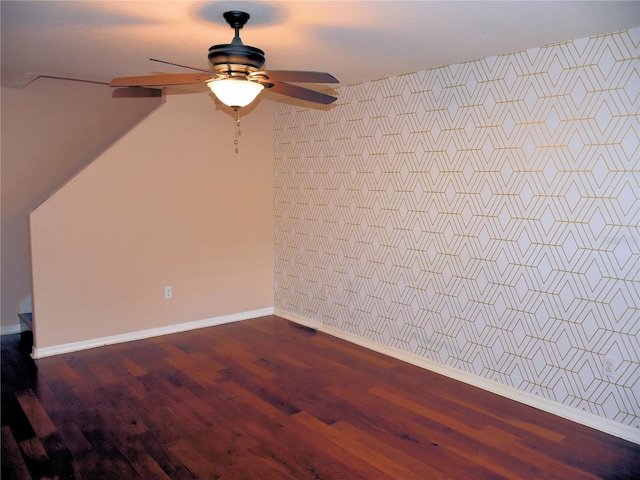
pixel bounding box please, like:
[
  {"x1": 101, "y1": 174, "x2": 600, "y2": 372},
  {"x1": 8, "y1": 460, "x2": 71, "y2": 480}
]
[
  {"x1": 275, "y1": 308, "x2": 640, "y2": 445},
  {"x1": 32, "y1": 307, "x2": 274, "y2": 359},
  {"x1": 0, "y1": 324, "x2": 24, "y2": 336}
]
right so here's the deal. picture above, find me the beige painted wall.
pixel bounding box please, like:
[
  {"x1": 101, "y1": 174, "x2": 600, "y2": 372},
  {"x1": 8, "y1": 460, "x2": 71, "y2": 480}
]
[
  {"x1": 29, "y1": 91, "x2": 273, "y2": 349},
  {"x1": 1, "y1": 78, "x2": 162, "y2": 331}
]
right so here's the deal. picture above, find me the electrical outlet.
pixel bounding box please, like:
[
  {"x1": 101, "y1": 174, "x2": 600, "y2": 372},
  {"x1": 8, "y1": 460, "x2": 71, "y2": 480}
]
[
  {"x1": 164, "y1": 286, "x2": 172, "y2": 299},
  {"x1": 602, "y1": 355, "x2": 618, "y2": 378}
]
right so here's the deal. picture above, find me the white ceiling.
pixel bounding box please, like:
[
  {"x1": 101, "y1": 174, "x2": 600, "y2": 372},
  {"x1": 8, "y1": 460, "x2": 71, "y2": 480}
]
[{"x1": 2, "y1": 1, "x2": 639, "y2": 91}]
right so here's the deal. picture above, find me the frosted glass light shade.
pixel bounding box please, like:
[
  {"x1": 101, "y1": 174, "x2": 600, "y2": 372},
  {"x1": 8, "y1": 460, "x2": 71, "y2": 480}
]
[{"x1": 208, "y1": 79, "x2": 264, "y2": 108}]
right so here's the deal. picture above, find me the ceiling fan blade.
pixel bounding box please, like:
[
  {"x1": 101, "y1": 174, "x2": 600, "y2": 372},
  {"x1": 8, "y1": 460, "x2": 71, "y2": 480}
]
[
  {"x1": 255, "y1": 70, "x2": 338, "y2": 84},
  {"x1": 112, "y1": 87, "x2": 162, "y2": 98},
  {"x1": 266, "y1": 81, "x2": 337, "y2": 105},
  {"x1": 149, "y1": 58, "x2": 212, "y2": 74},
  {"x1": 110, "y1": 73, "x2": 213, "y2": 87}
]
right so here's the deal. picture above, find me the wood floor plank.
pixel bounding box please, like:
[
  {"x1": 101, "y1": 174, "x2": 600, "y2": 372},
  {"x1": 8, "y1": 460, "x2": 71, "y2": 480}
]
[
  {"x1": 310, "y1": 334, "x2": 399, "y2": 369},
  {"x1": 126, "y1": 430, "x2": 194, "y2": 480},
  {"x1": 15, "y1": 389, "x2": 57, "y2": 438},
  {"x1": 128, "y1": 453, "x2": 173, "y2": 480},
  {"x1": 295, "y1": 411, "x2": 431, "y2": 479},
  {"x1": 72, "y1": 446, "x2": 141, "y2": 480},
  {"x1": 2, "y1": 316, "x2": 639, "y2": 479},
  {"x1": 56, "y1": 421, "x2": 93, "y2": 455},
  {"x1": 249, "y1": 417, "x2": 379, "y2": 480},
  {"x1": 164, "y1": 351, "x2": 223, "y2": 387},
  {"x1": 1, "y1": 425, "x2": 31, "y2": 479},
  {"x1": 325, "y1": 379, "x2": 514, "y2": 479},
  {"x1": 166, "y1": 437, "x2": 217, "y2": 479},
  {"x1": 502, "y1": 439, "x2": 602, "y2": 480},
  {"x1": 368, "y1": 384, "x2": 515, "y2": 447},
  {"x1": 215, "y1": 342, "x2": 279, "y2": 380},
  {"x1": 225, "y1": 382, "x2": 386, "y2": 479},
  {"x1": 29, "y1": 380, "x2": 70, "y2": 429},
  {"x1": 18, "y1": 436, "x2": 49, "y2": 468},
  {"x1": 430, "y1": 381, "x2": 568, "y2": 443},
  {"x1": 120, "y1": 356, "x2": 148, "y2": 377},
  {"x1": 274, "y1": 351, "x2": 313, "y2": 369},
  {"x1": 87, "y1": 361, "x2": 120, "y2": 385}
]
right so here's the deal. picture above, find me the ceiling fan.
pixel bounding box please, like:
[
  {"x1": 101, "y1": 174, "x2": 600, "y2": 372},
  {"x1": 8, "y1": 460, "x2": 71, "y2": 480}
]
[{"x1": 110, "y1": 11, "x2": 339, "y2": 109}]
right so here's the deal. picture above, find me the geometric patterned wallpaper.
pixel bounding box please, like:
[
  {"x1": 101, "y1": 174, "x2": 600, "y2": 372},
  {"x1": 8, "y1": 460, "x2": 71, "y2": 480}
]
[{"x1": 274, "y1": 28, "x2": 640, "y2": 430}]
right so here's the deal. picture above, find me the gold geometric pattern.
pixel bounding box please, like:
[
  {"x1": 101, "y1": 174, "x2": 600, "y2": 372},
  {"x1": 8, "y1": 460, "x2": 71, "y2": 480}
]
[{"x1": 274, "y1": 29, "x2": 640, "y2": 429}]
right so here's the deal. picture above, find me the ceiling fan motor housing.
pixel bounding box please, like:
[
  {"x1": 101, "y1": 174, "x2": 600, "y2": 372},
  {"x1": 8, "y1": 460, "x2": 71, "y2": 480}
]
[{"x1": 208, "y1": 43, "x2": 265, "y2": 70}]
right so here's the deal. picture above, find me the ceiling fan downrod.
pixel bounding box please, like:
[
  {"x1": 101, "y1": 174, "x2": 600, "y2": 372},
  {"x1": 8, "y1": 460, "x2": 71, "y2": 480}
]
[{"x1": 224, "y1": 11, "x2": 250, "y2": 46}]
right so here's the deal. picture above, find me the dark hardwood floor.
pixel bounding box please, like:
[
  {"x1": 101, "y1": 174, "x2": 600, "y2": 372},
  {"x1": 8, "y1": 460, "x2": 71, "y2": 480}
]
[{"x1": 2, "y1": 315, "x2": 639, "y2": 479}]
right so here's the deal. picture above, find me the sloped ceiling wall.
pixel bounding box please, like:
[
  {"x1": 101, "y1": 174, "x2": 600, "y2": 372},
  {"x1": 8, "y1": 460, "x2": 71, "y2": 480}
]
[{"x1": 1, "y1": 78, "x2": 163, "y2": 330}]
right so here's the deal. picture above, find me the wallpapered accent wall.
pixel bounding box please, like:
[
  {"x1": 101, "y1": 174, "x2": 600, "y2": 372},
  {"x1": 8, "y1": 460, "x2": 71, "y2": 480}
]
[{"x1": 273, "y1": 28, "x2": 639, "y2": 429}]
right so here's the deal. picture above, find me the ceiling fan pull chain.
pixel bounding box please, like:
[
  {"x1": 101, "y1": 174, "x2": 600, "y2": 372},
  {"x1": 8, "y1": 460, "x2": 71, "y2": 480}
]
[{"x1": 234, "y1": 108, "x2": 241, "y2": 146}]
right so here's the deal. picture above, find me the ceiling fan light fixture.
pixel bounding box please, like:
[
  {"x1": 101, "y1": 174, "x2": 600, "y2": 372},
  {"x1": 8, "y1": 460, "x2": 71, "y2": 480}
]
[{"x1": 208, "y1": 78, "x2": 264, "y2": 108}]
